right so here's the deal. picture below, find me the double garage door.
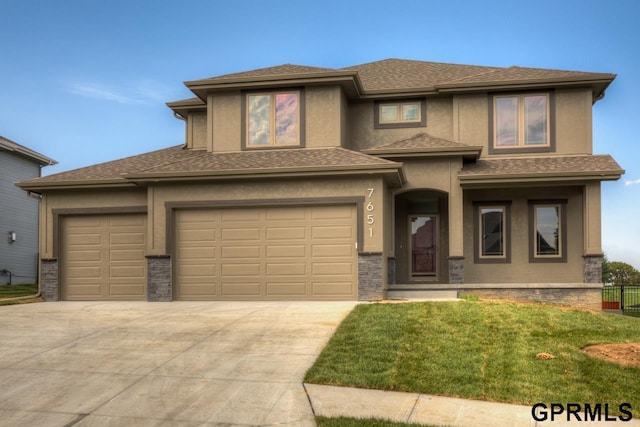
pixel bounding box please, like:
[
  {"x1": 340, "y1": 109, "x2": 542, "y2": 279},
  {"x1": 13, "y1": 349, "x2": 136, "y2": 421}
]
[{"x1": 60, "y1": 205, "x2": 357, "y2": 301}]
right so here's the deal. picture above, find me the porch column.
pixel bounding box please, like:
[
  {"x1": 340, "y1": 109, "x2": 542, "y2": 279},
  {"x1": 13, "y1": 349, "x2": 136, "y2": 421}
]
[
  {"x1": 448, "y1": 164, "x2": 464, "y2": 283},
  {"x1": 583, "y1": 182, "x2": 603, "y2": 283}
]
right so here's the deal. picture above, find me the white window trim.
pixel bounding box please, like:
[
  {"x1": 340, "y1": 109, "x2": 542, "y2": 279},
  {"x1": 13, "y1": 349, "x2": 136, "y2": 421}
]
[
  {"x1": 533, "y1": 203, "x2": 563, "y2": 259},
  {"x1": 379, "y1": 101, "x2": 422, "y2": 124}
]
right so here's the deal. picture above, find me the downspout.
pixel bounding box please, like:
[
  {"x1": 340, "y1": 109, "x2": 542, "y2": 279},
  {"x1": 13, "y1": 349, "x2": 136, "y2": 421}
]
[{"x1": 174, "y1": 112, "x2": 188, "y2": 148}]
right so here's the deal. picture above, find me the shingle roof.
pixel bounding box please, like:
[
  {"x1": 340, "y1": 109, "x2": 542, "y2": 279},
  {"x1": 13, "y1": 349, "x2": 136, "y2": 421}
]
[
  {"x1": 0, "y1": 136, "x2": 57, "y2": 166},
  {"x1": 200, "y1": 64, "x2": 338, "y2": 81},
  {"x1": 18, "y1": 146, "x2": 402, "y2": 189},
  {"x1": 363, "y1": 132, "x2": 482, "y2": 159},
  {"x1": 459, "y1": 155, "x2": 624, "y2": 183}
]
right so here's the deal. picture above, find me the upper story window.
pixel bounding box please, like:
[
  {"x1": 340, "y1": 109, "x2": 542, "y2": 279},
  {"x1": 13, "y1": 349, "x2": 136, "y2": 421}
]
[
  {"x1": 374, "y1": 99, "x2": 426, "y2": 129},
  {"x1": 245, "y1": 90, "x2": 303, "y2": 148},
  {"x1": 489, "y1": 93, "x2": 554, "y2": 154}
]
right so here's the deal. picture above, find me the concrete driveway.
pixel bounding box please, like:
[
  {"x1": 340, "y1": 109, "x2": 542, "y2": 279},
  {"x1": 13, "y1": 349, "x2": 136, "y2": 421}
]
[{"x1": 0, "y1": 301, "x2": 357, "y2": 426}]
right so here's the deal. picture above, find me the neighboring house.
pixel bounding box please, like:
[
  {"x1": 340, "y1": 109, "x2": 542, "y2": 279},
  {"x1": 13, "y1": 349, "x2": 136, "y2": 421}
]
[
  {"x1": 1, "y1": 136, "x2": 56, "y2": 285},
  {"x1": 17, "y1": 59, "x2": 624, "y2": 309}
]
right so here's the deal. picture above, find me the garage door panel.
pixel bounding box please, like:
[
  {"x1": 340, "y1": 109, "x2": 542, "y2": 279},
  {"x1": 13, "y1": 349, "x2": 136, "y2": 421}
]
[
  {"x1": 312, "y1": 225, "x2": 353, "y2": 239},
  {"x1": 175, "y1": 205, "x2": 356, "y2": 300},
  {"x1": 221, "y1": 245, "x2": 260, "y2": 259},
  {"x1": 180, "y1": 229, "x2": 216, "y2": 242},
  {"x1": 266, "y1": 282, "x2": 306, "y2": 296},
  {"x1": 266, "y1": 245, "x2": 306, "y2": 258},
  {"x1": 66, "y1": 233, "x2": 102, "y2": 246},
  {"x1": 266, "y1": 263, "x2": 306, "y2": 276},
  {"x1": 221, "y1": 282, "x2": 261, "y2": 296},
  {"x1": 61, "y1": 214, "x2": 146, "y2": 300},
  {"x1": 266, "y1": 227, "x2": 306, "y2": 240},
  {"x1": 67, "y1": 250, "x2": 101, "y2": 262},
  {"x1": 222, "y1": 228, "x2": 260, "y2": 241},
  {"x1": 312, "y1": 282, "x2": 354, "y2": 296},
  {"x1": 221, "y1": 263, "x2": 261, "y2": 276},
  {"x1": 312, "y1": 244, "x2": 353, "y2": 257}
]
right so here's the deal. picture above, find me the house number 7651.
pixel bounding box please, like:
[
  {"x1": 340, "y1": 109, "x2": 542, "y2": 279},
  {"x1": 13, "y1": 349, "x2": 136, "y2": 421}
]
[{"x1": 367, "y1": 188, "x2": 374, "y2": 238}]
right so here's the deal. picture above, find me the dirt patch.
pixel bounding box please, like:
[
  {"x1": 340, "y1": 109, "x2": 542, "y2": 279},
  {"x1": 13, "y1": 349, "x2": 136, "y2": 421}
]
[{"x1": 582, "y1": 343, "x2": 640, "y2": 368}]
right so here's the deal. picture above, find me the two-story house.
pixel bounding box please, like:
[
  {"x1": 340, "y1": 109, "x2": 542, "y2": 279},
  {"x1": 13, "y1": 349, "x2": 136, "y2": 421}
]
[
  {"x1": 1, "y1": 136, "x2": 56, "y2": 285},
  {"x1": 17, "y1": 59, "x2": 623, "y2": 309}
]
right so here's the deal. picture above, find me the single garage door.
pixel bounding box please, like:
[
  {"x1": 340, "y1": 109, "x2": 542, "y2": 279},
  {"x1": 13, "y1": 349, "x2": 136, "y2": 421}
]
[
  {"x1": 175, "y1": 205, "x2": 357, "y2": 300},
  {"x1": 60, "y1": 214, "x2": 146, "y2": 300}
]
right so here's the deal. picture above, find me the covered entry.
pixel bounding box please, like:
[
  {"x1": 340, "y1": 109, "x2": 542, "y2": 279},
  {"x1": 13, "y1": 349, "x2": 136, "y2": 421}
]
[
  {"x1": 173, "y1": 204, "x2": 358, "y2": 300},
  {"x1": 394, "y1": 190, "x2": 449, "y2": 284}
]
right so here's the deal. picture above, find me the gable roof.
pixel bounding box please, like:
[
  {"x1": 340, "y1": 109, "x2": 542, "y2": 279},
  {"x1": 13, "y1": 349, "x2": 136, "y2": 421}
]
[
  {"x1": 18, "y1": 146, "x2": 405, "y2": 190},
  {"x1": 459, "y1": 155, "x2": 624, "y2": 186},
  {"x1": 0, "y1": 136, "x2": 57, "y2": 166},
  {"x1": 363, "y1": 132, "x2": 482, "y2": 159}
]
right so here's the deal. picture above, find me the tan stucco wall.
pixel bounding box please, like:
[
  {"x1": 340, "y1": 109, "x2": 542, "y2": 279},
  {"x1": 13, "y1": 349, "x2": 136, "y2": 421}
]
[
  {"x1": 210, "y1": 91, "x2": 242, "y2": 152},
  {"x1": 305, "y1": 86, "x2": 343, "y2": 148},
  {"x1": 347, "y1": 98, "x2": 453, "y2": 150},
  {"x1": 555, "y1": 88, "x2": 593, "y2": 155},
  {"x1": 453, "y1": 94, "x2": 488, "y2": 148},
  {"x1": 463, "y1": 186, "x2": 585, "y2": 284},
  {"x1": 187, "y1": 112, "x2": 207, "y2": 150}
]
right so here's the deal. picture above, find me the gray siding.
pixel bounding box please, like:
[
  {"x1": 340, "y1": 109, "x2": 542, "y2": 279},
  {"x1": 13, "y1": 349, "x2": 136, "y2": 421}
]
[{"x1": 0, "y1": 151, "x2": 41, "y2": 284}]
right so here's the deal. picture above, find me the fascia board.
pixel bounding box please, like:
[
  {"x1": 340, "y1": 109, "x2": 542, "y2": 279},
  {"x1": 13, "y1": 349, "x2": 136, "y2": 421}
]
[
  {"x1": 459, "y1": 170, "x2": 624, "y2": 186},
  {"x1": 16, "y1": 179, "x2": 136, "y2": 191},
  {"x1": 363, "y1": 146, "x2": 483, "y2": 158},
  {"x1": 435, "y1": 77, "x2": 615, "y2": 93}
]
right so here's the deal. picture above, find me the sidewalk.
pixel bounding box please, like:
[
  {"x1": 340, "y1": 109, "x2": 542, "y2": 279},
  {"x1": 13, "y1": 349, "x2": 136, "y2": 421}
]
[{"x1": 304, "y1": 383, "x2": 640, "y2": 426}]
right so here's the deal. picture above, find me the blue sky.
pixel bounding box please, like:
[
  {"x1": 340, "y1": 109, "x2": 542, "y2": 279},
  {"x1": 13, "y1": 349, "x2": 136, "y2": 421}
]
[{"x1": 1, "y1": 0, "x2": 639, "y2": 268}]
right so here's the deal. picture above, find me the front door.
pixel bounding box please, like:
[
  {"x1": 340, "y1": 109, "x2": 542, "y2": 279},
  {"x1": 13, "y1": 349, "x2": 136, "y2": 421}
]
[{"x1": 409, "y1": 215, "x2": 438, "y2": 278}]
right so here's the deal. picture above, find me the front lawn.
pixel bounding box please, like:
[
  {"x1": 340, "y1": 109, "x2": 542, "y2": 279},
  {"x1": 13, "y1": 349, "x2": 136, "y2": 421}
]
[
  {"x1": 0, "y1": 284, "x2": 40, "y2": 305},
  {"x1": 305, "y1": 300, "x2": 640, "y2": 416}
]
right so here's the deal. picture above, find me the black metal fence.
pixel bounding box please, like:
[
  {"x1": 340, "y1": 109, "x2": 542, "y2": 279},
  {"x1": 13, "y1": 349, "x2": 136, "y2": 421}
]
[{"x1": 602, "y1": 285, "x2": 640, "y2": 313}]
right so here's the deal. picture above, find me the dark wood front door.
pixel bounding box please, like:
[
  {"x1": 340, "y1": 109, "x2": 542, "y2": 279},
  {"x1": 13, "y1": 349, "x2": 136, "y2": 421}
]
[{"x1": 410, "y1": 215, "x2": 437, "y2": 277}]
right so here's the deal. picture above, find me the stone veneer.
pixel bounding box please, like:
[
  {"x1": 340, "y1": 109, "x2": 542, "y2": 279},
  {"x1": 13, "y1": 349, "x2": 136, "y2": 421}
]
[
  {"x1": 448, "y1": 257, "x2": 465, "y2": 284},
  {"x1": 358, "y1": 252, "x2": 384, "y2": 301},
  {"x1": 146, "y1": 255, "x2": 172, "y2": 302},
  {"x1": 40, "y1": 258, "x2": 59, "y2": 302},
  {"x1": 458, "y1": 286, "x2": 602, "y2": 311},
  {"x1": 584, "y1": 255, "x2": 603, "y2": 284}
]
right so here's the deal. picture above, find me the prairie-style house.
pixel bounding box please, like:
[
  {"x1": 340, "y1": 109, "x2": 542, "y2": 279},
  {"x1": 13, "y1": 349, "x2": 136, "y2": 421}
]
[{"x1": 18, "y1": 59, "x2": 624, "y2": 309}]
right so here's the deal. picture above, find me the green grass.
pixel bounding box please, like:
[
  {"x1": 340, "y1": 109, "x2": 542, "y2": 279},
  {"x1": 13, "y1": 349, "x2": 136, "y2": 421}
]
[
  {"x1": 0, "y1": 284, "x2": 41, "y2": 305},
  {"x1": 316, "y1": 417, "x2": 440, "y2": 427},
  {"x1": 305, "y1": 300, "x2": 640, "y2": 416}
]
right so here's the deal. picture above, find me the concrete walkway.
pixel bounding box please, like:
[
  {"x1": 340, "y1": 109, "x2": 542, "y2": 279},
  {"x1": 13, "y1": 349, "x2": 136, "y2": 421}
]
[{"x1": 306, "y1": 383, "x2": 640, "y2": 426}]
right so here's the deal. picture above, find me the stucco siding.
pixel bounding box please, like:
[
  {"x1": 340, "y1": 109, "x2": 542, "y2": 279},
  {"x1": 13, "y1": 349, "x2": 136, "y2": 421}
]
[
  {"x1": 0, "y1": 151, "x2": 41, "y2": 284},
  {"x1": 463, "y1": 186, "x2": 584, "y2": 284}
]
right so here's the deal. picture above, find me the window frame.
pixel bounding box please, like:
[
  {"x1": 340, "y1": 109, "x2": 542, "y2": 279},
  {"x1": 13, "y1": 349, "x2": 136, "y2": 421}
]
[
  {"x1": 528, "y1": 199, "x2": 567, "y2": 263},
  {"x1": 488, "y1": 92, "x2": 555, "y2": 154},
  {"x1": 473, "y1": 201, "x2": 511, "y2": 264},
  {"x1": 242, "y1": 89, "x2": 305, "y2": 150},
  {"x1": 374, "y1": 99, "x2": 427, "y2": 129}
]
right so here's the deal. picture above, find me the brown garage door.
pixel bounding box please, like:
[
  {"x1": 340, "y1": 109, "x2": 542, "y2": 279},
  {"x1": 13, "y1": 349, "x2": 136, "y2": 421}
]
[
  {"x1": 174, "y1": 205, "x2": 357, "y2": 300},
  {"x1": 60, "y1": 214, "x2": 146, "y2": 300}
]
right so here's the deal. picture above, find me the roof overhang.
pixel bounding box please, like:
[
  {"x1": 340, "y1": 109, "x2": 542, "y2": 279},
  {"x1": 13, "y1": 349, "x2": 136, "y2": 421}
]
[
  {"x1": 459, "y1": 170, "x2": 624, "y2": 189},
  {"x1": 184, "y1": 70, "x2": 364, "y2": 100},
  {"x1": 364, "y1": 145, "x2": 482, "y2": 160}
]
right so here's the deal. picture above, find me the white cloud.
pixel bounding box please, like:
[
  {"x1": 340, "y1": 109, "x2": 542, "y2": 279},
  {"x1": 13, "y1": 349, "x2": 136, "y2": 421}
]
[
  {"x1": 625, "y1": 179, "x2": 640, "y2": 186},
  {"x1": 63, "y1": 80, "x2": 176, "y2": 105}
]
